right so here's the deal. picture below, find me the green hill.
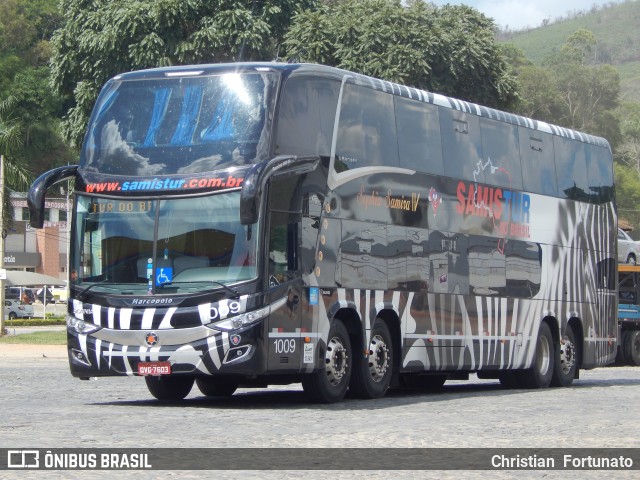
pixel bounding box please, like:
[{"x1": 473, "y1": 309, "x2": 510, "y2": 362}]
[{"x1": 500, "y1": 0, "x2": 640, "y2": 102}]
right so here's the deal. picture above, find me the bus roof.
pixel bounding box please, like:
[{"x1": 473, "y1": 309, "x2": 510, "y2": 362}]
[{"x1": 110, "y1": 62, "x2": 611, "y2": 150}]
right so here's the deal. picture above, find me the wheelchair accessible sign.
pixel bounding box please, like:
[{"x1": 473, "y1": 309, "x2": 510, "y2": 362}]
[{"x1": 156, "y1": 268, "x2": 173, "y2": 286}]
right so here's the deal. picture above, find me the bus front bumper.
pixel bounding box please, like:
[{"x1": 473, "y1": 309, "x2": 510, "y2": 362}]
[{"x1": 67, "y1": 323, "x2": 265, "y2": 378}]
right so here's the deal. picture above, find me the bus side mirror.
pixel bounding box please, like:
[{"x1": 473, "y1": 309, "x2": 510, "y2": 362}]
[
  {"x1": 240, "y1": 156, "x2": 319, "y2": 225},
  {"x1": 28, "y1": 165, "x2": 78, "y2": 229}
]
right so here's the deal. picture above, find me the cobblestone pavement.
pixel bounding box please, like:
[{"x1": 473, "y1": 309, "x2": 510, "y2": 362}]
[{"x1": 1, "y1": 355, "x2": 639, "y2": 479}]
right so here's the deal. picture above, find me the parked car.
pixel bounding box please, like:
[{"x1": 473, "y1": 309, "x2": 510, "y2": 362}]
[
  {"x1": 4, "y1": 299, "x2": 34, "y2": 320},
  {"x1": 4, "y1": 287, "x2": 35, "y2": 304},
  {"x1": 618, "y1": 228, "x2": 640, "y2": 264}
]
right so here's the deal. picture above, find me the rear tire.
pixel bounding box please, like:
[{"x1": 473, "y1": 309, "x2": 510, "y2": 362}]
[
  {"x1": 551, "y1": 324, "x2": 578, "y2": 387},
  {"x1": 196, "y1": 377, "x2": 238, "y2": 397},
  {"x1": 145, "y1": 375, "x2": 194, "y2": 401},
  {"x1": 518, "y1": 322, "x2": 554, "y2": 389},
  {"x1": 615, "y1": 333, "x2": 628, "y2": 365},
  {"x1": 9, "y1": 312, "x2": 17, "y2": 320},
  {"x1": 498, "y1": 371, "x2": 522, "y2": 389},
  {"x1": 302, "y1": 321, "x2": 351, "y2": 403},
  {"x1": 624, "y1": 330, "x2": 640, "y2": 366},
  {"x1": 349, "y1": 319, "x2": 394, "y2": 399}
]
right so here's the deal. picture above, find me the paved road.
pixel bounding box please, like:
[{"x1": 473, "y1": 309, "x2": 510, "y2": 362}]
[{"x1": 0, "y1": 354, "x2": 639, "y2": 479}]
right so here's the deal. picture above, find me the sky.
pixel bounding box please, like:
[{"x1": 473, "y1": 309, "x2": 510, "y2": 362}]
[{"x1": 428, "y1": 0, "x2": 626, "y2": 30}]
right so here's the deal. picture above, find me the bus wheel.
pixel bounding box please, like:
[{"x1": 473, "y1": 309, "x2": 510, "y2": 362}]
[
  {"x1": 302, "y1": 321, "x2": 351, "y2": 403},
  {"x1": 145, "y1": 375, "x2": 194, "y2": 401},
  {"x1": 350, "y1": 319, "x2": 394, "y2": 399},
  {"x1": 624, "y1": 330, "x2": 640, "y2": 366},
  {"x1": 196, "y1": 378, "x2": 238, "y2": 397},
  {"x1": 551, "y1": 324, "x2": 578, "y2": 387},
  {"x1": 400, "y1": 373, "x2": 447, "y2": 391},
  {"x1": 615, "y1": 332, "x2": 628, "y2": 365},
  {"x1": 518, "y1": 322, "x2": 554, "y2": 389},
  {"x1": 498, "y1": 371, "x2": 522, "y2": 389}
]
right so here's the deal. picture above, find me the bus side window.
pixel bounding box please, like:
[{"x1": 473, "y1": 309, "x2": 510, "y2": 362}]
[
  {"x1": 335, "y1": 83, "x2": 398, "y2": 170},
  {"x1": 554, "y1": 136, "x2": 589, "y2": 201},
  {"x1": 394, "y1": 96, "x2": 443, "y2": 175},
  {"x1": 519, "y1": 129, "x2": 558, "y2": 196},
  {"x1": 439, "y1": 108, "x2": 483, "y2": 183},
  {"x1": 480, "y1": 118, "x2": 523, "y2": 190}
]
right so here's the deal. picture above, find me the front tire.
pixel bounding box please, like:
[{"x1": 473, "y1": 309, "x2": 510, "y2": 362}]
[
  {"x1": 518, "y1": 322, "x2": 554, "y2": 389},
  {"x1": 349, "y1": 318, "x2": 394, "y2": 399},
  {"x1": 551, "y1": 324, "x2": 578, "y2": 387},
  {"x1": 9, "y1": 312, "x2": 17, "y2": 320},
  {"x1": 624, "y1": 330, "x2": 640, "y2": 366},
  {"x1": 196, "y1": 377, "x2": 238, "y2": 397},
  {"x1": 145, "y1": 375, "x2": 194, "y2": 401},
  {"x1": 302, "y1": 321, "x2": 352, "y2": 403},
  {"x1": 401, "y1": 373, "x2": 447, "y2": 391}
]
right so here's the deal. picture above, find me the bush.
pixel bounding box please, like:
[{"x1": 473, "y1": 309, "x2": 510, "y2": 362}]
[{"x1": 4, "y1": 317, "x2": 65, "y2": 327}]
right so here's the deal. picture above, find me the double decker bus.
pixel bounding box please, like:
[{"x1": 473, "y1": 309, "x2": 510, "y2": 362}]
[{"x1": 29, "y1": 62, "x2": 617, "y2": 403}]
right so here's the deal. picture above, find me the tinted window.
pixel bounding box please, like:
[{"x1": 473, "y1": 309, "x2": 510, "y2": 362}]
[
  {"x1": 82, "y1": 72, "x2": 277, "y2": 175},
  {"x1": 553, "y1": 136, "x2": 589, "y2": 201},
  {"x1": 505, "y1": 241, "x2": 541, "y2": 298},
  {"x1": 519, "y1": 129, "x2": 558, "y2": 196},
  {"x1": 268, "y1": 210, "x2": 300, "y2": 285},
  {"x1": 480, "y1": 119, "x2": 522, "y2": 190},
  {"x1": 586, "y1": 145, "x2": 614, "y2": 203},
  {"x1": 339, "y1": 221, "x2": 387, "y2": 290},
  {"x1": 335, "y1": 84, "x2": 398, "y2": 171},
  {"x1": 275, "y1": 77, "x2": 340, "y2": 157},
  {"x1": 439, "y1": 108, "x2": 483, "y2": 183},
  {"x1": 394, "y1": 97, "x2": 443, "y2": 175}
]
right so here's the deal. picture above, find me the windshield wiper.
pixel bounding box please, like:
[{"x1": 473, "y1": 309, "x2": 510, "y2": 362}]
[
  {"x1": 168, "y1": 280, "x2": 239, "y2": 298},
  {"x1": 75, "y1": 281, "x2": 129, "y2": 300}
]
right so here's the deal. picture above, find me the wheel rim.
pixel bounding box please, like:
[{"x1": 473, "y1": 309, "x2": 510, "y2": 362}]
[
  {"x1": 325, "y1": 336, "x2": 348, "y2": 386},
  {"x1": 367, "y1": 334, "x2": 390, "y2": 383},
  {"x1": 536, "y1": 334, "x2": 551, "y2": 375},
  {"x1": 560, "y1": 335, "x2": 576, "y2": 375},
  {"x1": 633, "y1": 333, "x2": 640, "y2": 357}
]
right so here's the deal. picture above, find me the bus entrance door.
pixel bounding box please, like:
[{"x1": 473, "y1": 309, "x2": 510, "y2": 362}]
[{"x1": 267, "y1": 278, "x2": 303, "y2": 371}]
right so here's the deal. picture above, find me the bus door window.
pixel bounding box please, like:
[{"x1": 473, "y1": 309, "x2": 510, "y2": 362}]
[{"x1": 268, "y1": 210, "x2": 300, "y2": 286}]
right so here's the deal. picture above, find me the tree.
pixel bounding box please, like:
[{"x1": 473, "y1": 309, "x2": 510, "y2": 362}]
[
  {"x1": 505, "y1": 30, "x2": 620, "y2": 142},
  {"x1": 284, "y1": 0, "x2": 519, "y2": 110},
  {"x1": 51, "y1": 0, "x2": 318, "y2": 147},
  {"x1": 0, "y1": 96, "x2": 32, "y2": 227},
  {"x1": 0, "y1": 0, "x2": 70, "y2": 178}
]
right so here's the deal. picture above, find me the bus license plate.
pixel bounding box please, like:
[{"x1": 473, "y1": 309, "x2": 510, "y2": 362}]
[{"x1": 138, "y1": 361, "x2": 171, "y2": 376}]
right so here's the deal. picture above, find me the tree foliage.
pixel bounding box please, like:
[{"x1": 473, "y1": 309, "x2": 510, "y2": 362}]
[
  {"x1": 51, "y1": 0, "x2": 317, "y2": 147},
  {"x1": 0, "y1": 0, "x2": 70, "y2": 180},
  {"x1": 506, "y1": 29, "x2": 620, "y2": 143},
  {"x1": 284, "y1": 0, "x2": 519, "y2": 109}
]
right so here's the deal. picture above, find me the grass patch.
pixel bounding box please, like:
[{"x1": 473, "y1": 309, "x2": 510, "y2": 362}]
[{"x1": 0, "y1": 330, "x2": 66, "y2": 345}]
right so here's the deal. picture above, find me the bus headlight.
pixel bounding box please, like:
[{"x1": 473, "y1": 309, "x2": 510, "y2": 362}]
[
  {"x1": 209, "y1": 305, "x2": 272, "y2": 332},
  {"x1": 67, "y1": 315, "x2": 101, "y2": 335}
]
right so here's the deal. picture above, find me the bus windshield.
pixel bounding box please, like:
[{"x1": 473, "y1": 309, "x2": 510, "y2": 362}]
[
  {"x1": 71, "y1": 192, "x2": 258, "y2": 295},
  {"x1": 81, "y1": 72, "x2": 277, "y2": 175}
]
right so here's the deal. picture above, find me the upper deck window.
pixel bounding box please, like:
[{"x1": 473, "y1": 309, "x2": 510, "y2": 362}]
[{"x1": 82, "y1": 72, "x2": 278, "y2": 176}]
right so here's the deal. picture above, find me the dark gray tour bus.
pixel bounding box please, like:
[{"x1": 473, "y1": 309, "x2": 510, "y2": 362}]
[{"x1": 28, "y1": 63, "x2": 617, "y2": 403}]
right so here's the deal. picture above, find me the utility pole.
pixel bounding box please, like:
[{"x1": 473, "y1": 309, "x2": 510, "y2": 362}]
[{"x1": 0, "y1": 154, "x2": 5, "y2": 335}]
